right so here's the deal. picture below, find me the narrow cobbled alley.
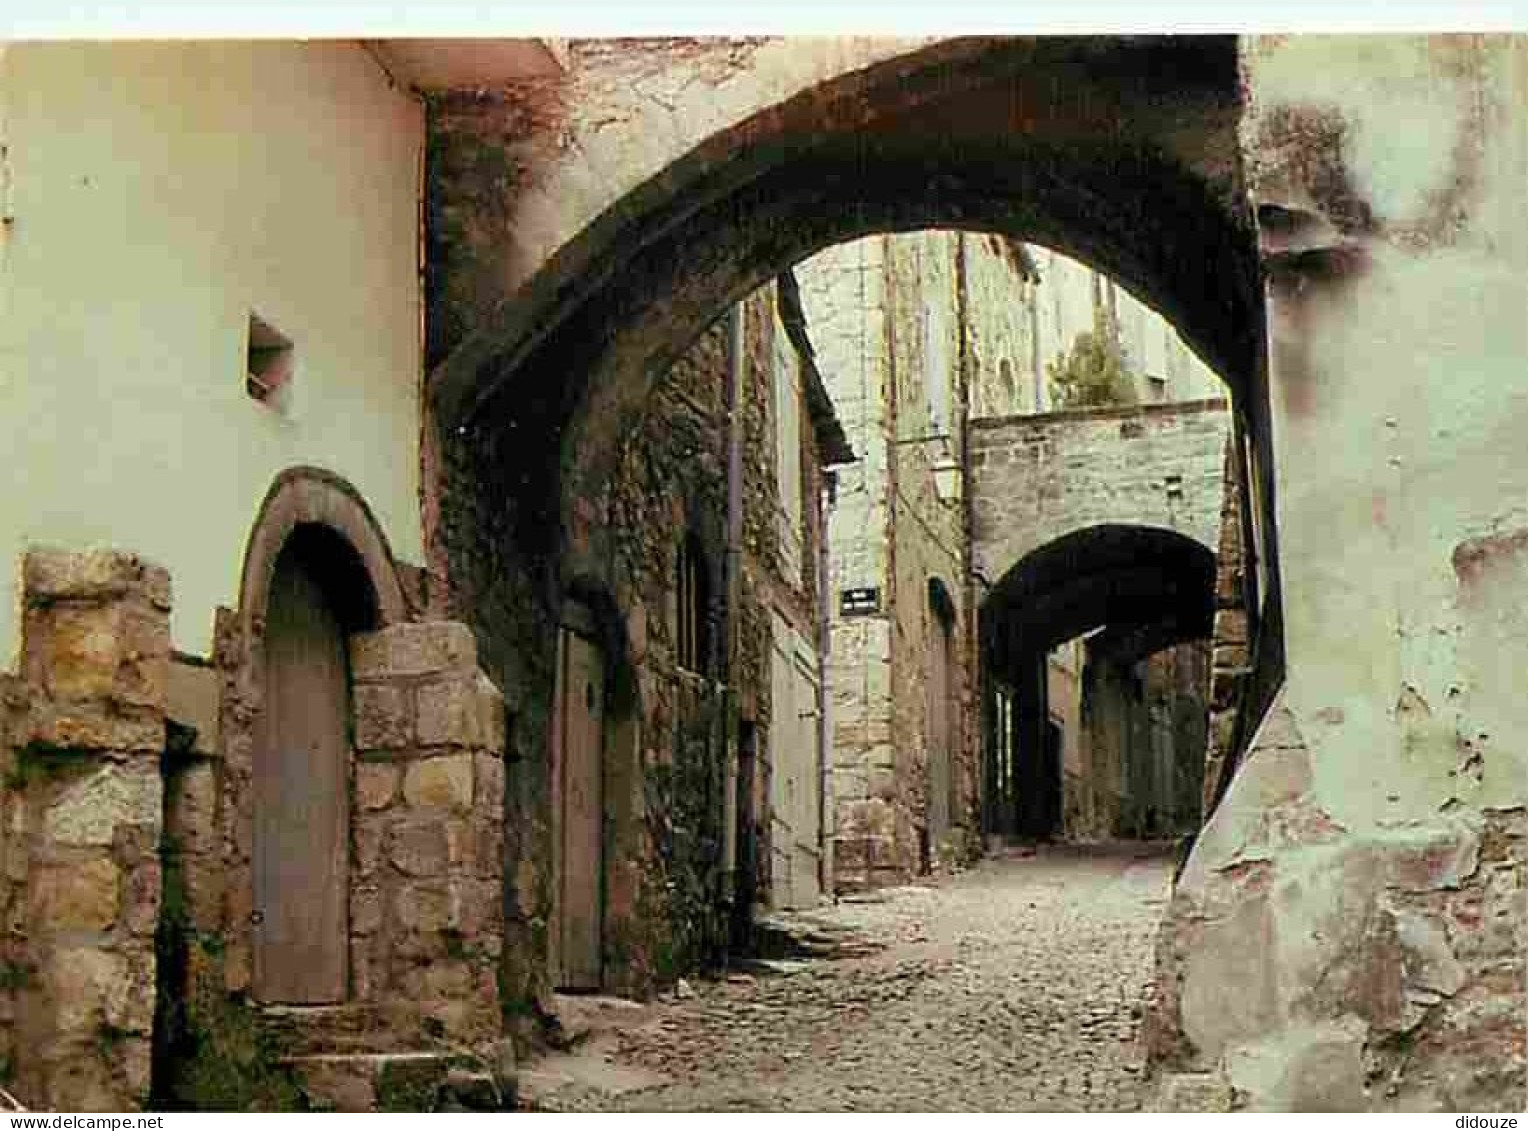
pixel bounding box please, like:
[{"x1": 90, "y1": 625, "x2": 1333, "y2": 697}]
[{"x1": 521, "y1": 842, "x2": 1176, "y2": 1112}]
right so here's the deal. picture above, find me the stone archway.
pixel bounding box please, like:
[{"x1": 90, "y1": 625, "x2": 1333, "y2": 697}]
[
  {"x1": 231, "y1": 469, "x2": 409, "y2": 1007},
  {"x1": 416, "y1": 34, "x2": 1528, "y2": 1111},
  {"x1": 421, "y1": 32, "x2": 1288, "y2": 1091},
  {"x1": 980, "y1": 524, "x2": 1216, "y2": 841}
]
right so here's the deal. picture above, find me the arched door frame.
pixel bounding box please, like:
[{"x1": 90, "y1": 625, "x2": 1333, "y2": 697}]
[{"x1": 230, "y1": 467, "x2": 408, "y2": 1004}]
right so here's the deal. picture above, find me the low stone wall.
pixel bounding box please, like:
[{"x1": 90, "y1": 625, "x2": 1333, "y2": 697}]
[
  {"x1": 0, "y1": 544, "x2": 510, "y2": 1112},
  {"x1": 3, "y1": 550, "x2": 170, "y2": 1110},
  {"x1": 348, "y1": 622, "x2": 505, "y2": 1044}
]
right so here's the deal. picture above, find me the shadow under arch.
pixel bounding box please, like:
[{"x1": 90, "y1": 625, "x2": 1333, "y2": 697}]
[
  {"x1": 427, "y1": 35, "x2": 1266, "y2": 573},
  {"x1": 981, "y1": 524, "x2": 1216, "y2": 666},
  {"x1": 237, "y1": 466, "x2": 407, "y2": 638}
]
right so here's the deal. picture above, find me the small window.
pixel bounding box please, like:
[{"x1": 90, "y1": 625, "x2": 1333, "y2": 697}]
[
  {"x1": 246, "y1": 314, "x2": 294, "y2": 407},
  {"x1": 676, "y1": 534, "x2": 710, "y2": 675}
]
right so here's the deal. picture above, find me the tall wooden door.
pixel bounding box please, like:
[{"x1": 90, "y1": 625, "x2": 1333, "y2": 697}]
[
  {"x1": 556, "y1": 627, "x2": 604, "y2": 990},
  {"x1": 767, "y1": 614, "x2": 821, "y2": 910},
  {"x1": 253, "y1": 547, "x2": 350, "y2": 1003}
]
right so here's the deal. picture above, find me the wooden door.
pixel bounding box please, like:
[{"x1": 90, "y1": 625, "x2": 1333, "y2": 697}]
[
  {"x1": 767, "y1": 616, "x2": 822, "y2": 910},
  {"x1": 557, "y1": 628, "x2": 604, "y2": 990},
  {"x1": 787, "y1": 644, "x2": 822, "y2": 907},
  {"x1": 253, "y1": 547, "x2": 350, "y2": 1003}
]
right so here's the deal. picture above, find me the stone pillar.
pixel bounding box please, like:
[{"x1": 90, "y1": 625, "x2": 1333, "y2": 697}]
[
  {"x1": 1199, "y1": 437, "x2": 1248, "y2": 812},
  {"x1": 10, "y1": 550, "x2": 169, "y2": 1110},
  {"x1": 348, "y1": 622, "x2": 505, "y2": 1046}
]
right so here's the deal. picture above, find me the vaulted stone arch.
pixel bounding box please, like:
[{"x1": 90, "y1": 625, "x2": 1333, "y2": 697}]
[
  {"x1": 425, "y1": 33, "x2": 1274, "y2": 707},
  {"x1": 421, "y1": 32, "x2": 1287, "y2": 1087},
  {"x1": 980, "y1": 523, "x2": 1216, "y2": 843},
  {"x1": 982, "y1": 523, "x2": 1216, "y2": 666}
]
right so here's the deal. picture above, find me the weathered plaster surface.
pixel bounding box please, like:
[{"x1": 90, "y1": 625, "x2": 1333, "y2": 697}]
[
  {"x1": 1153, "y1": 35, "x2": 1528, "y2": 1112},
  {"x1": 0, "y1": 42, "x2": 425, "y2": 662}
]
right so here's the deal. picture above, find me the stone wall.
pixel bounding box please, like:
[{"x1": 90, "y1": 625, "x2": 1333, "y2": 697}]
[
  {"x1": 805, "y1": 232, "x2": 986, "y2": 890},
  {"x1": 346, "y1": 622, "x2": 504, "y2": 1040},
  {"x1": 0, "y1": 551, "x2": 169, "y2": 1110},
  {"x1": 970, "y1": 399, "x2": 1230, "y2": 591},
  {"x1": 807, "y1": 230, "x2": 1053, "y2": 890},
  {"x1": 157, "y1": 601, "x2": 508, "y2": 1112},
  {"x1": 471, "y1": 275, "x2": 833, "y2": 1004},
  {"x1": 963, "y1": 239, "x2": 1223, "y2": 419},
  {"x1": 799, "y1": 240, "x2": 900, "y2": 890},
  {"x1": 963, "y1": 234, "x2": 1043, "y2": 419},
  {"x1": 1199, "y1": 439, "x2": 1251, "y2": 812}
]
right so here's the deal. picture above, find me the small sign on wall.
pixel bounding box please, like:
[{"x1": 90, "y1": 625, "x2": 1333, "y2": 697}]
[{"x1": 839, "y1": 586, "x2": 881, "y2": 616}]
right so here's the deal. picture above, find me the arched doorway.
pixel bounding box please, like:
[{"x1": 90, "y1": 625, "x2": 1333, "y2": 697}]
[{"x1": 252, "y1": 523, "x2": 381, "y2": 1003}]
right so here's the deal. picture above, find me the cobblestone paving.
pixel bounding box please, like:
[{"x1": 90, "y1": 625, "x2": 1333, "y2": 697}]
[{"x1": 523, "y1": 842, "x2": 1177, "y2": 1112}]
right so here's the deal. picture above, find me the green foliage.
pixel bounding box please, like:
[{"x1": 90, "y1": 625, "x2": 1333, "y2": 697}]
[
  {"x1": 1047, "y1": 308, "x2": 1138, "y2": 409},
  {"x1": 5, "y1": 745, "x2": 87, "y2": 791},
  {"x1": 155, "y1": 992, "x2": 308, "y2": 1112},
  {"x1": 153, "y1": 812, "x2": 305, "y2": 1112},
  {"x1": 0, "y1": 962, "x2": 35, "y2": 994}
]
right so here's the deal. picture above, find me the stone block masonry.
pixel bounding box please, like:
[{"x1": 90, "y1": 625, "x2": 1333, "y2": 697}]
[
  {"x1": 344, "y1": 622, "x2": 505, "y2": 1047},
  {"x1": 3, "y1": 550, "x2": 171, "y2": 1110},
  {"x1": 970, "y1": 399, "x2": 1230, "y2": 587}
]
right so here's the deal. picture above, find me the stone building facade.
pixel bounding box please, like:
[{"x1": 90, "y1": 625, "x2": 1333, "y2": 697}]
[
  {"x1": 535, "y1": 273, "x2": 848, "y2": 1005},
  {"x1": 798, "y1": 232, "x2": 986, "y2": 890},
  {"x1": 0, "y1": 41, "x2": 515, "y2": 1112},
  {"x1": 0, "y1": 35, "x2": 850, "y2": 1103}
]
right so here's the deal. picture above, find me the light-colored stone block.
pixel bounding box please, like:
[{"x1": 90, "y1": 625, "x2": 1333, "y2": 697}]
[
  {"x1": 402, "y1": 754, "x2": 474, "y2": 811},
  {"x1": 356, "y1": 761, "x2": 400, "y2": 811},
  {"x1": 31, "y1": 856, "x2": 120, "y2": 931},
  {"x1": 350, "y1": 622, "x2": 477, "y2": 680},
  {"x1": 44, "y1": 762, "x2": 161, "y2": 847},
  {"x1": 416, "y1": 673, "x2": 504, "y2": 751},
  {"x1": 23, "y1": 549, "x2": 171, "y2": 610}
]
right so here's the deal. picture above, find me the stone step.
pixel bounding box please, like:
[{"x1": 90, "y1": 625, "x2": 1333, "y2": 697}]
[
  {"x1": 257, "y1": 1003, "x2": 426, "y2": 1059},
  {"x1": 259, "y1": 1008, "x2": 406, "y2": 1057},
  {"x1": 282, "y1": 1052, "x2": 509, "y2": 1113},
  {"x1": 751, "y1": 913, "x2": 883, "y2": 960}
]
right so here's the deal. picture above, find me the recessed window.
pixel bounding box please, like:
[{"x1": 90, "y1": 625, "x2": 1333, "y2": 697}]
[{"x1": 246, "y1": 314, "x2": 294, "y2": 406}]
